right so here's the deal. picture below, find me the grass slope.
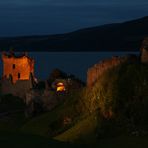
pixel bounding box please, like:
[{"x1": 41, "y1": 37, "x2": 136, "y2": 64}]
[
  {"x1": 93, "y1": 136, "x2": 148, "y2": 148},
  {"x1": 0, "y1": 132, "x2": 80, "y2": 148},
  {"x1": 54, "y1": 114, "x2": 98, "y2": 143},
  {"x1": 21, "y1": 91, "x2": 81, "y2": 137},
  {"x1": 0, "y1": 112, "x2": 27, "y2": 132},
  {"x1": 1, "y1": 131, "x2": 148, "y2": 148}
]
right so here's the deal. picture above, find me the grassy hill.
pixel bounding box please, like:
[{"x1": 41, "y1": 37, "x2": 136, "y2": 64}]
[{"x1": 54, "y1": 114, "x2": 98, "y2": 143}]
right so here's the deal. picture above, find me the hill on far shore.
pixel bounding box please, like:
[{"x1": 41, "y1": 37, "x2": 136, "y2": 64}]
[{"x1": 0, "y1": 16, "x2": 148, "y2": 51}]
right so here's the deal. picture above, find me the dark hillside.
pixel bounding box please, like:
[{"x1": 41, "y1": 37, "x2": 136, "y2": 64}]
[{"x1": 0, "y1": 16, "x2": 148, "y2": 51}]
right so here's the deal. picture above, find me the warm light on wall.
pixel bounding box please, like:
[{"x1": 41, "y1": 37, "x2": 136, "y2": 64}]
[{"x1": 56, "y1": 82, "x2": 66, "y2": 92}]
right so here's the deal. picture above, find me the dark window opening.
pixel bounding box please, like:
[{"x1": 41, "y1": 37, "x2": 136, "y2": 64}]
[
  {"x1": 12, "y1": 64, "x2": 15, "y2": 69},
  {"x1": 9, "y1": 74, "x2": 13, "y2": 81},
  {"x1": 18, "y1": 73, "x2": 20, "y2": 79}
]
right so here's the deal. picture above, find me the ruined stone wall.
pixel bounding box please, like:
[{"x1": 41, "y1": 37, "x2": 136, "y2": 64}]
[
  {"x1": 87, "y1": 55, "x2": 137, "y2": 87},
  {"x1": 2, "y1": 53, "x2": 34, "y2": 83},
  {"x1": 141, "y1": 38, "x2": 148, "y2": 63},
  {"x1": 141, "y1": 48, "x2": 148, "y2": 63},
  {"x1": 1, "y1": 77, "x2": 33, "y2": 99}
]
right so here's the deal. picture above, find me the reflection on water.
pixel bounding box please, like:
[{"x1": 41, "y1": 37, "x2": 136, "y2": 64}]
[{"x1": 0, "y1": 52, "x2": 138, "y2": 82}]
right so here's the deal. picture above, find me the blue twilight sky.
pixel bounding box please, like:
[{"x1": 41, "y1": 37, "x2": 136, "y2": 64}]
[{"x1": 0, "y1": 0, "x2": 148, "y2": 37}]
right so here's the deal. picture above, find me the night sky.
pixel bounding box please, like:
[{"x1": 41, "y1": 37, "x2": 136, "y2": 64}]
[{"x1": 0, "y1": 0, "x2": 148, "y2": 37}]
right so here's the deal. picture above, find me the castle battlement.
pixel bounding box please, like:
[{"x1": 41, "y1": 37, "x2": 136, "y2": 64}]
[{"x1": 2, "y1": 52, "x2": 34, "y2": 84}]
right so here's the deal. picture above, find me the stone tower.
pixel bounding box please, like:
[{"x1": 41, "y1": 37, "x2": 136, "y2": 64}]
[
  {"x1": 141, "y1": 37, "x2": 148, "y2": 63},
  {"x1": 1, "y1": 52, "x2": 35, "y2": 99},
  {"x1": 2, "y1": 52, "x2": 34, "y2": 83}
]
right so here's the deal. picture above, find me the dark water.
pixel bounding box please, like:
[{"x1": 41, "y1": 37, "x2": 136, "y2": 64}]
[
  {"x1": 0, "y1": 0, "x2": 148, "y2": 36},
  {"x1": 0, "y1": 52, "x2": 138, "y2": 82}
]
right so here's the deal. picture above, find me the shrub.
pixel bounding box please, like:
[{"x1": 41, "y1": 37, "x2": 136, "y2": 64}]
[{"x1": 0, "y1": 94, "x2": 25, "y2": 112}]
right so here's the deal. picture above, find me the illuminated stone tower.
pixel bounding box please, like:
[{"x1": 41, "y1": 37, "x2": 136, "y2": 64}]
[
  {"x1": 2, "y1": 52, "x2": 34, "y2": 83},
  {"x1": 1, "y1": 52, "x2": 35, "y2": 99}
]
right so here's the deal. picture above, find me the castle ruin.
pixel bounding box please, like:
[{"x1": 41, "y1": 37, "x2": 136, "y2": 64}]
[
  {"x1": 87, "y1": 56, "x2": 128, "y2": 87},
  {"x1": 140, "y1": 37, "x2": 148, "y2": 63},
  {"x1": 1, "y1": 52, "x2": 35, "y2": 99}
]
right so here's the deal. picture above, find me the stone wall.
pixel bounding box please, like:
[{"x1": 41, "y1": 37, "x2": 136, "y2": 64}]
[
  {"x1": 141, "y1": 38, "x2": 148, "y2": 63},
  {"x1": 1, "y1": 76, "x2": 34, "y2": 99},
  {"x1": 87, "y1": 55, "x2": 138, "y2": 87}
]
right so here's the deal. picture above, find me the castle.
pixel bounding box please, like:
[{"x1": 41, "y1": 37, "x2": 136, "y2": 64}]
[
  {"x1": 1, "y1": 52, "x2": 36, "y2": 99},
  {"x1": 0, "y1": 52, "x2": 83, "y2": 113}
]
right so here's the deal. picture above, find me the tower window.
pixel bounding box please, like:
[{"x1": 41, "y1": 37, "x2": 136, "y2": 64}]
[
  {"x1": 18, "y1": 73, "x2": 20, "y2": 79},
  {"x1": 12, "y1": 64, "x2": 15, "y2": 69}
]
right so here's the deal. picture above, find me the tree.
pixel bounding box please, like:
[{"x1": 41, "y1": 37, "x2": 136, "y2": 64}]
[{"x1": 47, "y1": 69, "x2": 67, "y2": 85}]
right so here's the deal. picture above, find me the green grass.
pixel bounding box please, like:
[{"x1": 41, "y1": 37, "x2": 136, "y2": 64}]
[
  {"x1": 0, "y1": 94, "x2": 27, "y2": 132},
  {"x1": 0, "y1": 111, "x2": 27, "y2": 132},
  {"x1": 54, "y1": 114, "x2": 98, "y2": 143},
  {"x1": 1, "y1": 131, "x2": 148, "y2": 148},
  {"x1": 21, "y1": 91, "x2": 81, "y2": 137},
  {"x1": 0, "y1": 94, "x2": 25, "y2": 113},
  {"x1": 21, "y1": 109, "x2": 61, "y2": 136},
  {"x1": 93, "y1": 136, "x2": 148, "y2": 148},
  {"x1": 0, "y1": 131, "x2": 82, "y2": 148}
]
